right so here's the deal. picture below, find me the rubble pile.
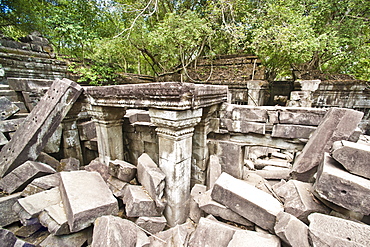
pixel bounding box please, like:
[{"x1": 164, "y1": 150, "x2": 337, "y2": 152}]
[{"x1": 0, "y1": 79, "x2": 370, "y2": 246}]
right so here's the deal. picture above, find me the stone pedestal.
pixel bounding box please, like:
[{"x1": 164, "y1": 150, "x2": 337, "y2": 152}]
[
  {"x1": 149, "y1": 108, "x2": 202, "y2": 226},
  {"x1": 89, "y1": 106, "x2": 125, "y2": 165},
  {"x1": 246, "y1": 80, "x2": 269, "y2": 106}
]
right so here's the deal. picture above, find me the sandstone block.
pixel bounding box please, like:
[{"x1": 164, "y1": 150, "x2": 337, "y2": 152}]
[
  {"x1": 227, "y1": 230, "x2": 280, "y2": 247},
  {"x1": 332, "y1": 140, "x2": 370, "y2": 179},
  {"x1": 58, "y1": 157, "x2": 79, "y2": 172},
  {"x1": 211, "y1": 172, "x2": 283, "y2": 233},
  {"x1": 217, "y1": 141, "x2": 244, "y2": 179},
  {"x1": 14, "y1": 223, "x2": 42, "y2": 238},
  {"x1": 0, "y1": 78, "x2": 83, "y2": 177},
  {"x1": 137, "y1": 153, "x2": 165, "y2": 202},
  {"x1": 21, "y1": 173, "x2": 60, "y2": 196},
  {"x1": 274, "y1": 211, "x2": 310, "y2": 247},
  {"x1": 77, "y1": 120, "x2": 96, "y2": 141},
  {"x1": 0, "y1": 192, "x2": 21, "y2": 227},
  {"x1": 59, "y1": 171, "x2": 118, "y2": 232},
  {"x1": 108, "y1": 159, "x2": 137, "y2": 182},
  {"x1": 0, "y1": 228, "x2": 17, "y2": 247},
  {"x1": 188, "y1": 217, "x2": 240, "y2": 247},
  {"x1": 92, "y1": 215, "x2": 149, "y2": 247},
  {"x1": 255, "y1": 167, "x2": 291, "y2": 180},
  {"x1": 150, "y1": 220, "x2": 195, "y2": 247},
  {"x1": 271, "y1": 124, "x2": 316, "y2": 139},
  {"x1": 84, "y1": 158, "x2": 109, "y2": 181},
  {"x1": 0, "y1": 118, "x2": 24, "y2": 132},
  {"x1": 278, "y1": 108, "x2": 326, "y2": 126},
  {"x1": 43, "y1": 124, "x2": 62, "y2": 153},
  {"x1": 195, "y1": 189, "x2": 253, "y2": 227},
  {"x1": 0, "y1": 96, "x2": 20, "y2": 120},
  {"x1": 39, "y1": 228, "x2": 90, "y2": 247},
  {"x1": 0, "y1": 161, "x2": 55, "y2": 193},
  {"x1": 189, "y1": 184, "x2": 206, "y2": 223},
  {"x1": 39, "y1": 203, "x2": 70, "y2": 235},
  {"x1": 135, "y1": 216, "x2": 167, "y2": 234},
  {"x1": 291, "y1": 107, "x2": 364, "y2": 181},
  {"x1": 122, "y1": 185, "x2": 164, "y2": 217},
  {"x1": 273, "y1": 180, "x2": 329, "y2": 223},
  {"x1": 106, "y1": 176, "x2": 128, "y2": 197},
  {"x1": 14, "y1": 187, "x2": 61, "y2": 224},
  {"x1": 207, "y1": 154, "x2": 222, "y2": 189},
  {"x1": 308, "y1": 213, "x2": 370, "y2": 246},
  {"x1": 36, "y1": 152, "x2": 60, "y2": 170},
  {"x1": 314, "y1": 153, "x2": 370, "y2": 215}
]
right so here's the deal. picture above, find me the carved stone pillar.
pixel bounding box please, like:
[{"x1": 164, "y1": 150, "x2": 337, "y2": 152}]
[
  {"x1": 288, "y1": 79, "x2": 321, "y2": 107},
  {"x1": 149, "y1": 108, "x2": 202, "y2": 227},
  {"x1": 89, "y1": 106, "x2": 125, "y2": 165},
  {"x1": 247, "y1": 80, "x2": 269, "y2": 106}
]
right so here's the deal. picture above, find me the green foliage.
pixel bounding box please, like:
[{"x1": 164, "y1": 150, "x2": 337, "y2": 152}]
[{"x1": 68, "y1": 62, "x2": 119, "y2": 85}]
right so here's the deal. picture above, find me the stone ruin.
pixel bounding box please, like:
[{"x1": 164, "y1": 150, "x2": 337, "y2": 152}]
[{"x1": 0, "y1": 77, "x2": 369, "y2": 247}]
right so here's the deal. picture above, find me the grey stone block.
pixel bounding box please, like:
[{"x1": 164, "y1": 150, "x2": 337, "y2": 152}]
[
  {"x1": 0, "y1": 228, "x2": 17, "y2": 247},
  {"x1": 122, "y1": 185, "x2": 163, "y2": 217},
  {"x1": 0, "y1": 192, "x2": 21, "y2": 227},
  {"x1": 149, "y1": 220, "x2": 195, "y2": 247},
  {"x1": 271, "y1": 124, "x2": 316, "y2": 139},
  {"x1": 92, "y1": 215, "x2": 149, "y2": 247},
  {"x1": 58, "y1": 157, "x2": 80, "y2": 172},
  {"x1": 0, "y1": 118, "x2": 24, "y2": 132},
  {"x1": 106, "y1": 176, "x2": 128, "y2": 198},
  {"x1": 227, "y1": 230, "x2": 280, "y2": 247},
  {"x1": 308, "y1": 213, "x2": 370, "y2": 247},
  {"x1": 39, "y1": 203, "x2": 70, "y2": 235},
  {"x1": 189, "y1": 184, "x2": 206, "y2": 223},
  {"x1": 21, "y1": 173, "x2": 60, "y2": 196},
  {"x1": 43, "y1": 124, "x2": 62, "y2": 154},
  {"x1": 36, "y1": 152, "x2": 60, "y2": 170},
  {"x1": 108, "y1": 159, "x2": 137, "y2": 182},
  {"x1": 255, "y1": 166, "x2": 291, "y2": 180},
  {"x1": 59, "y1": 171, "x2": 118, "y2": 232},
  {"x1": 84, "y1": 158, "x2": 109, "y2": 181},
  {"x1": 291, "y1": 108, "x2": 364, "y2": 181},
  {"x1": 0, "y1": 78, "x2": 83, "y2": 177},
  {"x1": 135, "y1": 216, "x2": 167, "y2": 234},
  {"x1": 211, "y1": 172, "x2": 283, "y2": 233},
  {"x1": 332, "y1": 140, "x2": 370, "y2": 179},
  {"x1": 207, "y1": 154, "x2": 222, "y2": 189},
  {"x1": 137, "y1": 153, "x2": 165, "y2": 202},
  {"x1": 14, "y1": 223, "x2": 42, "y2": 238},
  {"x1": 39, "y1": 228, "x2": 90, "y2": 247},
  {"x1": 77, "y1": 120, "x2": 96, "y2": 141},
  {"x1": 0, "y1": 161, "x2": 55, "y2": 193},
  {"x1": 273, "y1": 180, "x2": 329, "y2": 223},
  {"x1": 217, "y1": 141, "x2": 244, "y2": 179},
  {"x1": 188, "y1": 217, "x2": 239, "y2": 247},
  {"x1": 278, "y1": 108, "x2": 326, "y2": 126},
  {"x1": 0, "y1": 96, "x2": 20, "y2": 120},
  {"x1": 314, "y1": 153, "x2": 370, "y2": 215},
  {"x1": 274, "y1": 212, "x2": 310, "y2": 247}
]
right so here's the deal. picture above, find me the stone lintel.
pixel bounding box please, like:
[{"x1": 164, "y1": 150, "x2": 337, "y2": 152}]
[{"x1": 84, "y1": 82, "x2": 228, "y2": 110}]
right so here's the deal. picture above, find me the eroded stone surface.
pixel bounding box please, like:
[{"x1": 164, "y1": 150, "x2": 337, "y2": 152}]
[
  {"x1": 332, "y1": 140, "x2": 370, "y2": 179},
  {"x1": 39, "y1": 203, "x2": 70, "y2": 235},
  {"x1": 227, "y1": 230, "x2": 280, "y2": 247},
  {"x1": 0, "y1": 192, "x2": 21, "y2": 227},
  {"x1": 109, "y1": 159, "x2": 137, "y2": 182},
  {"x1": 0, "y1": 96, "x2": 20, "y2": 121},
  {"x1": 314, "y1": 153, "x2": 370, "y2": 215},
  {"x1": 211, "y1": 172, "x2": 283, "y2": 233},
  {"x1": 59, "y1": 171, "x2": 118, "y2": 232},
  {"x1": 135, "y1": 216, "x2": 167, "y2": 235}
]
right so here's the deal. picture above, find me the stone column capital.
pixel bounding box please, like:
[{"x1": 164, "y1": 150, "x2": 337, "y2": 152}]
[
  {"x1": 149, "y1": 108, "x2": 202, "y2": 137},
  {"x1": 88, "y1": 105, "x2": 125, "y2": 124}
]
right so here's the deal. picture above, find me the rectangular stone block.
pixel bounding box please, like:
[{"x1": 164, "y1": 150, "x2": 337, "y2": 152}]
[
  {"x1": 137, "y1": 153, "x2": 165, "y2": 202},
  {"x1": 217, "y1": 141, "x2": 244, "y2": 179},
  {"x1": 314, "y1": 153, "x2": 370, "y2": 215},
  {"x1": 108, "y1": 159, "x2": 137, "y2": 182},
  {"x1": 278, "y1": 108, "x2": 326, "y2": 126},
  {"x1": 211, "y1": 172, "x2": 283, "y2": 233},
  {"x1": 0, "y1": 118, "x2": 24, "y2": 132},
  {"x1": 77, "y1": 120, "x2": 97, "y2": 141},
  {"x1": 308, "y1": 213, "x2": 370, "y2": 246},
  {"x1": 59, "y1": 171, "x2": 118, "y2": 232},
  {"x1": 0, "y1": 161, "x2": 55, "y2": 193},
  {"x1": 21, "y1": 173, "x2": 60, "y2": 197},
  {"x1": 39, "y1": 203, "x2": 70, "y2": 235},
  {"x1": 121, "y1": 185, "x2": 164, "y2": 217},
  {"x1": 274, "y1": 212, "x2": 310, "y2": 247},
  {"x1": 0, "y1": 192, "x2": 21, "y2": 227},
  {"x1": 271, "y1": 124, "x2": 316, "y2": 139},
  {"x1": 291, "y1": 108, "x2": 364, "y2": 181},
  {"x1": 0, "y1": 96, "x2": 20, "y2": 120},
  {"x1": 0, "y1": 78, "x2": 83, "y2": 177},
  {"x1": 227, "y1": 230, "x2": 280, "y2": 247},
  {"x1": 135, "y1": 216, "x2": 167, "y2": 235},
  {"x1": 332, "y1": 140, "x2": 370, "y2": 179}
]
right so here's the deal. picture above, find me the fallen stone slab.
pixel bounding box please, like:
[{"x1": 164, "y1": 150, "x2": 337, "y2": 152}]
[
  {"x1": 207, "y1": 154, "x2": 222, "y2": 189},
  {"x1": 137, "y1": 153, "x2": 165, "y2": 202},
  {"x1": 273, "y1": 179, "x2": 329, "y2": 223},
  {"x1": 278, "y1": 108, "x2": 327, "y2": 126},
  {"x1": 43, "y1": 124, "x2": 62, "y2": 154},
  {"x1": 13, "y1": 187, "x2": 61, "y2": 225},
  {"x1": 77, "y1": 120, "x2": 96, "y2": 141},
  {"x1": 308, "y1": 213, "x2": 370, "y2": 247},
  {"x1": 121, "y1": 185, "x2": 164, "y2": 217},
  {"x1": 149, "y1": 220, "x2": 195, "y2": 247},
  {"x1": 189, "y1": 184, "x2": 206, "y2": 223},
  {"x1": 0, "y1": 132, "x2": 8, "y2": 146},
  {"x1": 0, "y1": 161, "x2": 55, "y2": 193},
  {"x1": 211, "y1": 172, "x2": 283, "y2": 233},
  {"x1": 36, "y1": 152, "x2": 60, "y2": 170},
  {"x1": 255, "y1": 166, "x2": 291, "y2": 180},
  {"x1": 195, "y1": 189, "x2": 254, "y2": 227},
  {"x1": 0, "y1": 78, "x2": 83, "y2": 177},
  {"x1": 39, "y1": 203, "x2": 70, "y2": 235},
  {"x1": 84, "y1": 158, "x2": 110, "y2": 182},
  {"x1": 108, "y1": 159, "x2": 137, "y2": 182},
  {"x1": 91, "y1": 215, "x2": 149, "y2": 247},
  {"x1": 188, "y1": 217, "x2": 240, "y2": 247},
  {"x1": 59, "y1": 171, "x2": 118, "y2": 232},
  {"x1": 0, "y1": 96, "x2": 20, "y2": 121},
  {"x1": 332, "y1": 140, "x2": 370, "y2": 179},
  {"x1": 217, "y1": 141, "x2": 244, "y2": 179},
  {"x1": 58, "y1": 157, "x2": 79, "y2": 172},
  {"x1": 227, "y1": 229, "x2": 280, "y2": 247},
  {"x1": 0, "y1": 228, "x2": 17, "y2": 247},
  {"x1": 135, "y1": 216, "x2": 167, "y2": 235},
  {"x1": 274, "y1": 211, "x2": 310, "y2": 247},
  {"x1": 0, "y1": 118, "x2": 24, "y2": 132},
  {"x1": 39, "y1": 228, "x2": 90, "y2": 247},
  {"x1": 106, "y1": 176, "x2": 128, "y2": 198},
  {"x1": 291, "y1": 107, "x2": 364, "y2": 182},
  {"x1": 0, "y1": 192, "x2": 21, "y2": 227},
  {"x1": 255, "y1": 158, "x2": 291, "y2": 169},
  {"x1": 272, "y1": 124, "x2": 316, "y2": 139},
  {"x1": 21, "y1": 173, "x2": 60, "y2": 197},
  {"x1": 14, "y1": 223, "x2": 43, "y2": 238},
  {"x1": 314, "y1": 153, "x2": 370, "y2": 215}
]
